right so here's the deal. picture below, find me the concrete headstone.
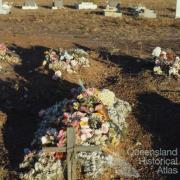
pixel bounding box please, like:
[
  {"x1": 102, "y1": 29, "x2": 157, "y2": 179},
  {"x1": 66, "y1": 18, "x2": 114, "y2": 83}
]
[
  {"x1": 108, "y1": 0, "x2": 119, "y2": 8},
  {"x1": 176, "y1": 0, "x2": 180, "y2": 18},
  {"x1": 52, "y1": 0, "x2": 63, "y2": 9},
  {"x1": 104, "y1": 0, "x2": 122, "y2": 17},
  {"x1": 22, "y1": 0, "x2": 38, "y2": 9}
]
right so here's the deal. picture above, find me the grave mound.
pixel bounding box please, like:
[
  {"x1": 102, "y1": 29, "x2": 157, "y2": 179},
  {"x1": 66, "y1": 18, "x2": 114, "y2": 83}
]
[
  {"x1": 43, "y1": 48, "x2": 90, "y2": 79},
  {"x1": 19, "y1": 87, "x2": 133, "y2": 179}
]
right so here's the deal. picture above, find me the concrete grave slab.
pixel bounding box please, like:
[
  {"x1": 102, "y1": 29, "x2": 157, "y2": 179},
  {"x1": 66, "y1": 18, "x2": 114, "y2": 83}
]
[
  {"x1": 139, "y1": 9, "x2": 157, "y2": 18},
  {"x1": 52, "y1": 0, "x2": 63, "y2": 9},
  {"x1": 104, "y1": 10, "x2": 122, "y2": 17},
  {"x1": 22, "y1": 0, "x2": 38, "y2": 10},
  {"x1": 131, "y1": 6, "x2": 156, "y2": 18},
  {"x1": 75, "y1": 2, "x2": 97, "y2": 10}
]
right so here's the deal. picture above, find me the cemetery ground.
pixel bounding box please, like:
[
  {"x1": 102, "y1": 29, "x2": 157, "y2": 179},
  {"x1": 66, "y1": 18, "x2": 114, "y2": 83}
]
[{"x1": 0, "y1": 0, "x2": 180, "y2": 179}]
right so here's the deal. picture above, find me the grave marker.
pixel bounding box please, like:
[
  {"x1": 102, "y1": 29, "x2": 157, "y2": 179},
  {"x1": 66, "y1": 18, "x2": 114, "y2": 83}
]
[
  {"x1": 43, "y1": 127, "x2": 101, "y2": 180},
  {"x1": 139, "y1": 8, "x2": 157, "y2": 18},
  {"x1": 75, "y1": 2, "x2": 97, "y2": 10},
  {"x1": 108, "y1": 0, "x2": 119, "y2": 9},
  {"x1": 131, "y1": 6, "x2": 156, "y2": 19},
  {"x1": 0, "y1": 0, "x2": 11, "y2": 15},
  {"x1": 176, "y1": 0, "x2": 180, "y2": 18},
  {"x1": 22, "y1": 0, "x2": 38, "y2": 10},
  {"x1": 104, "y1": 0, "x2": 122, "y2": 17},
  {"x1": 52, "y1": 0, "x2": 63, "y2": 9}
]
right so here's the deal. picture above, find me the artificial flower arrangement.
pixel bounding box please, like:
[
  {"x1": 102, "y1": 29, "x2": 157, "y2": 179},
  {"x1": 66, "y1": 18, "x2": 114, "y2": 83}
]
[
  {"x1": 19, "y1": 87, "x2": 132, "y2": 179},
  {"x1": 152, "y1": 47, "x2": 180, "y2": 79},
  {"x1": 42, "y1": 48, "x2": 90, "y2": 79},
  {"x1": 0, "y1": 43, "x2": 20, "y2": 64}
]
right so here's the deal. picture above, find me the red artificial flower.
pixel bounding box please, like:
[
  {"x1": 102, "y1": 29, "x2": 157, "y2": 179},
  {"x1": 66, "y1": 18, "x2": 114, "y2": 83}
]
[{"x1": 54, "y1": 152, "x2": 64, "y2": 159}]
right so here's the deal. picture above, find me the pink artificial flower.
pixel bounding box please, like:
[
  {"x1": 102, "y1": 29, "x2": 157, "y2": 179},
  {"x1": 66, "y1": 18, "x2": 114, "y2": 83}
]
[
  {"x1": 85, "y1": 88, "x2": 97, "y2": 96},
  {"x1": 57, "y1": 130, "x2": 65, "y2": 139},
  {"x1": 160, "y1": 51, "x2": 167, "y2": 60},
  {"x1": 50, "y1": 51, "x2": 58, "y2": 61},
  {"x1": 71, "y1": 120, "x2": 80, "y2": 127},
  {"x1": 80, "y1": 117, "x2": 89, "y2": 122},
  {"x1": 101, "y1": 123, "x2": 109, "y2": 134},
  {"x1": 79, "y1": 106, "x2": 89, "y2": 113},
  {"x1": 155, "y1": 59, "x2": 160, "y2": 65},
  {"x1": 57, "y1": 130, "x2": 66, "y2": 147},
  {"x1": 71, "y1": 111, "x2": 86, "y2": 118},
  {"x1": 57, "y1": 138, "x2": 65, "y2": 147},
  {"x1": 63, "y1": 112, "x2": 71, "y2": 119},
  {"x1": 81, "y1": 127, "x2": 92, "y2": 134},
  {"x1": 81, "y1": 91, "x2": 89, "y2": 97},
  {"x1": 80, "y1": 126, "x2": 93, "y2": 141},
  {"x1": 0, "y1": 43, "x2": 7, "y2": 53},
  {"x1": 54, "y1": 152, "x2": 64, "y2": 159}
]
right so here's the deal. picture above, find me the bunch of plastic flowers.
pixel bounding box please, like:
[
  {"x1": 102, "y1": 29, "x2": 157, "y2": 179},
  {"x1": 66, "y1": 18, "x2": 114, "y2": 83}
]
[
  {"x1": 0, "y1": 43, "x2": 20, "y2": 64},
  {"x1": 152, "y1": 47, "x2": 180, "y2": 79},
  {"x1": 42, "y1": 48, "x2": 90, "y2": 75},
  {"x1": 0, "y1": 43, "x2": 8, "y2": 61}
]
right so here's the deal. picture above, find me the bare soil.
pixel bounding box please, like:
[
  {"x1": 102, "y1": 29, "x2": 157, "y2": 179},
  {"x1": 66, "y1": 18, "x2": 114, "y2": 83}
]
[{"x1": 0, "y1": 1, "x2": 180, "y2": 179}]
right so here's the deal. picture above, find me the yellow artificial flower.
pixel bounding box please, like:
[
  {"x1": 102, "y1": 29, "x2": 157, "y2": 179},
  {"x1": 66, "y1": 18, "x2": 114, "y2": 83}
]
[
  {"x1": 80, "y1": 121, "x2": 88, "y2": 126},
  {"x1": 73, "y1": 102, "x2": 80, "y2": 110},
  {"x1": 111, "y1": 137, "x2": 117, "y2": 145},
  {"x1": 77, "y1": 94, "x2": 83, "y2": 100}
]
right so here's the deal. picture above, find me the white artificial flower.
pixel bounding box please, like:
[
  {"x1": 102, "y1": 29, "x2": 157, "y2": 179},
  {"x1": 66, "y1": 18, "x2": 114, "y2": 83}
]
[
  {"x1": 42, "y1": 60, "x2": 47, "y2": 66},
  {"x1": 70, "y1": 59, "x2": 78, "y2": 67},
  {"x1": 169, "y1": 67, "x2": 177, "y2": 76},
  {"x1": 152, "y1": 47, "x2": 161, "y2": 57},
  {"x1": 98, "y1": 89, "x2": 115, "y2": 107},
  {"x1": 153, "y1": 66, "x2": 163, "y2": 75},
  {"x1": 161, "y1": 51, "x2": 167, "y2": 60},
  {"x1": 52, "y1": 70, "x2": 62, "y2": 80},
  {"x1": 41, "y1": 136, "x2": 49, "y2": 145}
]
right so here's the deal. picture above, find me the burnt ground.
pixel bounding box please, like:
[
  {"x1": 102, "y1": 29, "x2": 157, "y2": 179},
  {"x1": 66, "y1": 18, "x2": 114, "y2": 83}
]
[{"x1": 0, "y1": 1, "x2": 180, "y2": 179}]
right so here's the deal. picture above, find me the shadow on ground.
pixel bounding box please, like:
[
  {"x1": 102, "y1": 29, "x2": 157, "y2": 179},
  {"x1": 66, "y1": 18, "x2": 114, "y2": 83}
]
[
  {"x1": 135, "y1": 92, "x2": 180, "y2": 179},
  {"x1": 0, "y1": 45, "x2": 79, "y2": 173},
  {"x1": 73, "y1": 44, "x2": 154, "y2": 76},
  {"x1": 98, "y1": 48, "x2": 154, "y2": 75}
]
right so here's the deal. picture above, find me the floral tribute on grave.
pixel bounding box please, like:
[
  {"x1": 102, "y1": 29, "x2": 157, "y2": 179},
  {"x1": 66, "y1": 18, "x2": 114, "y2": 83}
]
[
  {"x1": 19, "y1": 87, "x2": 134, "y2": 179},
  {"x1": 0, "y1": 43, "x2": 20, "y2": 64},
  {"x1": 152, "y1": 47, "x2": 180, "y2": 79},
  {"x1": 42, "y1": 48, "x2": 90, "y2": 79}
]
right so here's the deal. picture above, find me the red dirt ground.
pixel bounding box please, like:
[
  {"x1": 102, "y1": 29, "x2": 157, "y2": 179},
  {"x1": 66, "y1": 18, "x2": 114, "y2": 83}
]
[{"x1": 0, "y1": 1, "x2": 180, "y2": 179}]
